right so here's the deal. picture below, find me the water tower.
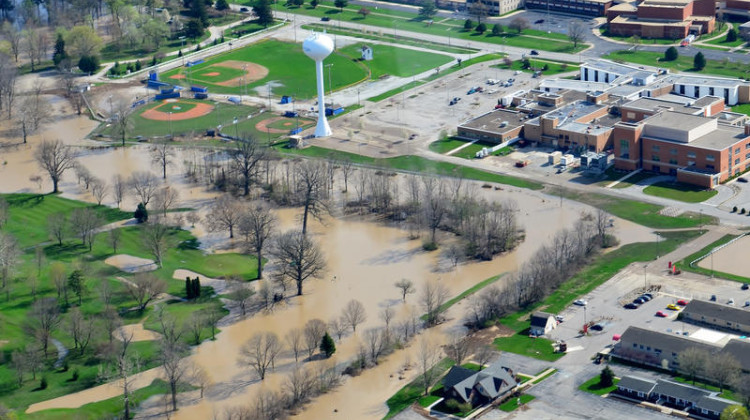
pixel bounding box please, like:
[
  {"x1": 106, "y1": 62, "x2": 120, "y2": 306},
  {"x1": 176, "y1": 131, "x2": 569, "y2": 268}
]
[{"x1": 303, "y1": 32, "x2": 334, "y2": 138}]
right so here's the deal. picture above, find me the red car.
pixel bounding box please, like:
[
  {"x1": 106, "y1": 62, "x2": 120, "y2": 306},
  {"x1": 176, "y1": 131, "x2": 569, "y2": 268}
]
[
  {"x1": 677, "y1": 300, "x2": 689, "y2": 306},
  {"x1": 655, "y1": 311, "x2": 668, "y2": 317}
]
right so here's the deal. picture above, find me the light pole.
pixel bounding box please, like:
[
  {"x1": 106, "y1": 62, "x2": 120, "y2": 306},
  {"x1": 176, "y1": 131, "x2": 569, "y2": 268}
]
[
  {"x1": 108, "y1": 95, "x2": 113, "y2": 118},
  {"x1": 644, "y1": 264, "x2": 648, "y2": 289},
  {"x1": 711, "y1": 247, "x2": 715, "y2": 278},
  {"x1": 168, "y1": 111, "x2": 173, "y2": 138},
  {"x1": 179, "y1": 36, "x2": 186, "y2": 65},
  {"x1": 325, "y1": 63, "x2": 334, "y2": 103},
  {"x1": 655, "y1": 232, "x2": 660, "y2": 260}
]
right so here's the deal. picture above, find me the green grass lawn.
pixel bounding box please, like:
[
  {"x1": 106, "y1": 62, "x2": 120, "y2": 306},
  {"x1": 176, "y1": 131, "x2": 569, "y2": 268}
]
[
  {"x1": 162, "y1": 39, "x2": 368, "y2": 98},
  {"x1": 225, "y1": 19, "x2": 272, "y2": 39},
  {"x1": 193, "y1": 65, "x2": 248, "y2": 83},
  {"x1": 731, "y1": 103, "x2": 750, "y2": 116},
  {"x1": 498, "y1": 394, "x2": 535, "y2": 412},
  {"x1": 384, "y1": 358, "x2": 454, "y2": 419},
  {"x1": 96, "y1": 100, "x2": 259, "y2": 139},
  {"x1": 531, "y1": 368, "x2": 557, "y2": 384},
  {"x1": 494, "y1": 59, "x2": 580, "y2": 76},
  {"x1": 599, "y1": 28, "x2": 679, "y2": 45},
  {"x1": 428, "y1": 137, "x2": 471, "y2": 154},
  {"x1": 643, "y1": 182, "x2": 718, "y2": 203},
  {"x1": 672, "y1": 376, "x2": 737, "y2": 401},
  {"x1": 338, "y1": 43, "x2": 453, "y2": 79},
  {"x1": 604, "y1": 50, "x2": 750, "y2": 79},
  {"x1": 271, "y1": 0, "x2": 587, "y2": 53},
  {"x1": 704, "y1": 23, "x2": 745, "y2": 47},
  {"x1": 100, "y1": 30, "x2": 212, "y2": 63},
  {"x1": 598, "y1": 167, "x2": 656, "y2": 189},
  {"x1": 452, "y1": 141, "x2": 500, "y2": 159},
  {"x1": 676, "y1": 234, "x2": 750, "y2": 283},
  {"x1": 494, "y1": 333, "x2": 563, "y2": 362},
  {"x1": 578, "y1": 375, "x2": 620, "y2": 396},
  {"x1": 272, "y1": 143, "x2": 544, "y2": 190}
]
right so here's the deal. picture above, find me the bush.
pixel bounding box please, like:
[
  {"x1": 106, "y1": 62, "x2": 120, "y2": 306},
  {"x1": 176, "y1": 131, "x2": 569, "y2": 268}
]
[
  {"x1": 134, "y1": 203, "x2": 149, "y2": 223},
  {"x1": 727, "y1": 28, "x2": 738, "y2": 42},
  {"x1": 422, "y1": 241, "x2": 438, "y2": 251},
  {"x1": 464, "y1": 19, "x2": 474, "y2": 30},
  {"x1": 542, "y1": 64, "x2": 549, "y2": 71},
  {"x1": 733, "y1": 206, "x2": 738, "y2": 213},
  {"x1": 475, "y1": 22, "x2": 486, "y2": 34},
  {"x1": 135, "y1": 60, "x2": 142, "y2": 71},
  {"x1": 742, "y1": 208, "x2": 747, "y2": 215},
  {"x1": 664, "y1": 46, "x2": 678, "y2": 62},
  {"x1": 40, "y1": 377, "x2": 48, "y2": 390},
  {"x1": 492, "y1": 23, "x2": 502, "y2": 36},
  {"x1": 78, "y1": 55, "x2": 100, "y2": 74},
  {"x1": 693, "y1": 52, "x2": 706, "y2": 71},
  {"x1": 71, "y1": 369, "x2": 79, "y2": 382},
  {"x1": 599, "y1": 366, "x2": 614, "y2": 387}
]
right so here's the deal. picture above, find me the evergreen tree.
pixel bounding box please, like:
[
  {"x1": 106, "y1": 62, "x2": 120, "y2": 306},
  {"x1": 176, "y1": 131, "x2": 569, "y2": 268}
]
[
  {"x1": 134, "y1": 203, "x2": 149, "y2": 223},
  {"x1": 78, "y1": 55, "x2": 100, "y2": 74},
  {"x1": 310, "y1": 0, "x2": 318, "y2": 7},
  {"x1": 664, "y1": 46, "x2": 678, "y2": 61},
  {"x1": 464, "y1": 19, "x2": 474, "y2": 30},
  {"x1": 492, "y1": 23, "x2": 502, "y2": 36},
  {"x1": 186, "y1": 277, "x2": 194, "y2": 299},
  {"x1": 215, "y1": 0, "x2": 229, "y2": 10},
  {"x1": 599, "y1": 365, "x2": 614, "y2": 387},
  {"x1": 254, "y1": 0, "x2": 273, "y2": 27},
  {"x1": 418, "y1": 0, "x2": 436, "y2": 19},
  {"x1": 185, "y1": 19, "x2": 205, "y2": 40},
  {"x1": 727, "y1": 28, "x2": 738, "y2": 43},
  {"x1": 693, "y1": 52, "x2": 706, "y2": 71},
  {"x1": 53, "y1": 33, "x2": 68, "y2": 68},
  {"x1": 334, "y1": 0, "x2": 347, "y2": 11},
  {"x1": 475, "y1": 22, "x2": 486, "y2": 34},
  {"x1": 191, "y1": 0, "x2": 209, "y2": 27},
  {"x1": 193, "y1": 277, "x2": 201, "y2": 298},
  {"x1": 320, "y1": 332, "x2": 336, "y2": 357},
  {"x1": 67, "y1": 270, "x2": 85, "y2": 306}
]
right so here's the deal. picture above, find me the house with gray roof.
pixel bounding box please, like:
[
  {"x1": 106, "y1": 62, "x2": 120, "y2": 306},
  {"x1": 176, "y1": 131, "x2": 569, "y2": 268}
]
[
  {"x1": 681, "y1": 299, "x2": 750, "y2": 335},
  {"x1": 612, "y1": 326, "x2": 718, "y2": 370},
  {"x1": 529, "y1": 312, "x2": 557, "y2": 337},
  {"x1": 441, "y1": 362, "x2": 518, "y2": 407},
  {"x1": 615, "y1": 376, "x2": 735, "y2": 419}
]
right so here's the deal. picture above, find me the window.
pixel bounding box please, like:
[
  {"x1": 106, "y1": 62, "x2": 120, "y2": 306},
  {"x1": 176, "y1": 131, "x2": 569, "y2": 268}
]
[
  {"x1": 709, "y1": 87, "x2": 714, "y2": 96},
  {"x1": 736, "y1": 147, "x2": 741, "y2": 154},
  {"x1": 669, "y1": 159, "x2": 678, "y2": 165},
  {"x1": 706, "y1": 154, "x2": 715, "y2": 161},
  {"x1": 652, "y1": 155, "x2": 660, "y2": 162},
  {"x1": 620, "y1": 139, "x2": 629, "y2": 158},
  {"x1": 647, "y1": 346, "x2": 651, "y2": 351},
  {"x1": 706, "y1": 164, "x2": 715, "y2": 170},
  {"x1": 633, "y1": 343, "x2": 637, "y2": 348},
  {"x1": 680, "y1": 85, "x2": 685, "y2": 95},
  {"x1": 746, "y1": 153, "x2": 750, "y2": 159},
  {"x1": 694, "y1": 86, "x2": 700, "y2": 97},
  {"x1": 687, "y1": 152, "x2": 696, "y2": 158},
  {"x1": 736, "y1": 158, "x2": 740, "y2": 165},
  {"x1": 670, "y1": 148, "x2": 678, "y2": 155},
  {"x1": 652, "y1": 145, "x2": 660, "y2": 152},
  {"x1": 688, "y1": 161, "x2": 695, "y2": 166},
  {"x1": 745, "y1": 143, "x2": 750, "y2": 149}
]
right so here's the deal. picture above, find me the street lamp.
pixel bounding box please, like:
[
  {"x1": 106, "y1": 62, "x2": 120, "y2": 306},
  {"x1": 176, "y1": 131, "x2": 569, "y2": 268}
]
[
  {"x1": 655, "y1": 232, "x2": 660, "y2": 260},
  {"x1": 325, "y1": 63, "x2": 334, "y2": 102},
  {"x1": 179, "y1": 36, "x2": 186, "y2": 65},
  {"x1": 108, "y1": 95, "x2": 113, "y2": 118},
  {"x1": 168, "y1": 111, "x2": 173, "y2": 138}
]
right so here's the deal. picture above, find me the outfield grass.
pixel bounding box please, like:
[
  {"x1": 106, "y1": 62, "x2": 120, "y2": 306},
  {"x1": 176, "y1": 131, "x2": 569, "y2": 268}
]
[
  {"x1": 578, "y1": 375, "x2": 620, "y2": 396},
  {"x1": 271, "y1": 0, "x2": 587, "y2": 53},
  {"x1": 338, "y1": 43, "x2": 453, "y2": 79},
  {"x1": 96, "y1": 100, "x2": 259, "y2": 139},
  {"x1": 677, "y1": 234, "x2": 750, "y2": 283},
  {"x1": 643, "y1": 182, "x2": 718, "y2": 203},
  {"x1": 494, "y1": 59, "x2": 580, "y2": 76},
  {"x1": 271, "y1": 143, "x2": 544, "y2": 190},
  {"x1": 193, "y1": 65, "x2": 247, "y2": 83},
  {"x1": 498, "y1": 394, "x2": 535, "y2": 412},
  {"x1": 604, "y1": 50, "x2": 750, "y2": 79},
  {"x1": 384, "y1": 358, "x2": 454, "y2": 419},
  {"x1": 162, "y1": 39, "x2": 368, "y2": 98}
]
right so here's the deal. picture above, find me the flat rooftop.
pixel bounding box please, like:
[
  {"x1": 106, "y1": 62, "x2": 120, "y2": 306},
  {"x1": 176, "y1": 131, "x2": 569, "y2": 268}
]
[
  {"x1": 539, "y1": 79, "x2": 611, "y2": 93},
  {"x1": 582, "y1": 59, "x2": 644, "y2": 76},
  {"x1": 622, "y1": 97, "x2": 702, "y2": 115},
  {"x1": 459, "y1": 109, "x2": 526, "y2": 132},
  {"x1": 642, "y1": 112, "x2": 747, "y2": 150},
  {"x1": 666, "y1": 74, "x2": 750, "y2": 88},
  {"x1": 544, "y1": 101, "x2": 606, "y2": 123},
  {"x1": 610, "y1": 15, "x2": 692, "y2": 27}
]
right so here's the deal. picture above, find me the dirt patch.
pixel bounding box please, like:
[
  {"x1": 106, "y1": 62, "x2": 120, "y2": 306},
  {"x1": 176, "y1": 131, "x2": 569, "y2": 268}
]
[
  {"x1": 115, "y1": 323, "x2": 162, "y2": 342},
  {"x1": 141, "y1": 101, "x2": 214, "y2": 121},
  {"x1": 202, "y1": 72, "x2": 221, "y2": 77},
  {"x1": 169, "y1": 74, "x2": 186, "y2": 80},
  {"x1": 255, "y1": 117, "x2": 292, "y2": 134},
  {"x1": 104, "y1": 254, "x2": 158, "y2": 273},
  {"x1": 212, "y1": 60, "x2": 269, "y2": 87}
]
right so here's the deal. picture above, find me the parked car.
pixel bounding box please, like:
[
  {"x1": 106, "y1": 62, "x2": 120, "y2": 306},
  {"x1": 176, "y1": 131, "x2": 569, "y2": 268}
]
[
  {"x1": 633, "y1": 297, "x2": 646, "y2": 305},
  {"x1": 624, "y1": 303, "x2": 639, "y2": 309},
  {"x1": 667, "y1": 304, "x2": 680, "y2": 310},
  {"x1": 590, "y1": 323, "x2": 604, "y2": 331},
  {"x1": 738, "y1": 177, "x2": 748, "y2": 183},
  {"x1": 321, "y1": 16, "x2": 330, "y2": 21},
  {"x1": 644, "y1": 293, "x2": 654, "y2": 300},
  {"x1": 535, "y1": 19, "x2": 545, "y2": 24},
  {"x1": 240, "y1": 6, "x2": 249, "y2": 11},
  {"x1": 742, "y1": 283, "x2": 749, "y2": 290},
  {"x1": 745, "y1": 301, "x2": 750, "y2": 307},
  {"x1": 710, "y1": 295, "x2": 717, "y2": 301},
  {"x1": 507, "y1": 78, "x2": 515, "y2": 83},
  {"x1": 555, "y1": 315, "x2": 564, "y2": 322},
  {"x1": 573, "y1": 299, "x2": 587, "y2": 306},
  {"x1": 728, "y1": 298, "x2": 735, "y2": 305},
  {"x1": 677, "y1": 299, "x2": 689, "y2": 306},
  {"x1": 640, "y1": 295, "x2": 652, "y2": 302},
  {"x1": 655, "y1": 311, "x2": 667, "y2": 317},
  {"x1": 530, "y1": 50, "x2": 539, "y2": 55}
]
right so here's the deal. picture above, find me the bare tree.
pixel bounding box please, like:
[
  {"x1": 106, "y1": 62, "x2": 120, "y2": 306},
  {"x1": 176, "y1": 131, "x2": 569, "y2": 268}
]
[
  {"x1": 108, "y1": 229, "x2": 122, "y2": 254},
  {"x1": 129, "y1": 171, "x2": 160, "y2": 207},
  {"x1": 295, "y1": 160, "x2": 329, "y2": 235},
  {"x1": 207, "y1": 195, "x2": 243, "y2": 238},
  {"x1": 102, "y1": 307, "x2": 122, "y2": 344},
  {"x1": 1, "y1": 22, "x2": 22, "y2": 62},
  {"x1": 50, "y1": 261, "x2": 67, "y2": 303},
  {"x1": 26, "y1": 297, "x2": 61, "y2": 357},
  {"x1": 17, "y1": 89, "x2": 50, "y2": 144},
  {"x1": 340, "y1": 159, "x2": 354, "y2": 192},
  {"x1": 69, "y1": 207, "x2": 102, "y2": 250},
  {"x1": 238, "y1": 203, "x2": 276, "y2": 279},
  {"x1": 468, "y1": 0, "x2": 488, "y2": 23},
  {"x1": 187, "y1": 311, "x2": 205, "y2": 344},
  {"x1": 111, "y1": 175, "x2": 125, "y2": 208},
  {"x1": 74, "y1": 164, "x2": 94, "y2": 189},
  {"x1": 99, "y1": 279, "x2": 114, "y2": 309},
  {"x1": 475, "y1": 345, "x2": 496, "y2": 370},
  {"x1": 0, "y1": 197, "x2": 7, "y2": 228},
  {"x1": 227, "y1": 278, "x2": 255, "y2": 317},
  {"x1": 364, "y1": 328, "x2": 385, "y2": 364},
  {"x1": 232, "y1": 136, "x2": 267, "y2": 196},
  {"x1": 342, "y1": 299, "x2": 367, "y2": 332},
  {"x1": 127, "y1": 273, "x2": 166, "y2": 312},
  {"x1": 151, "y1": 186, "x2": 179, "y2": 221},
  {"x1": 151, "y1": 141, "x2": 174, "y2": 180},
  {"x1": 329, "y1": 317, "x2": 347, "y2": 341},
  {"x1": 142, "y1": 221, "x2": 170, "y2": 267},
  {"x1": 508, "y1": 16, "x2": 529, "y2": 33},
  {"x1": 303, "y1": 318, "x2": 326, "y2": 358},
  {"x1": 421, "y1": 280, "x2": 449, "y2": 327},
  {"x1": 568, "y1": 20, "x2": 587, "y2": 48},
  {"x1": 239, "y1": 332, "x2": 283, "y2": 380},
  {"x1": 395, "y1": 278, "x2": 415, "y2": 302},
  {"x1": 67, "y1": 307, "x2": 94, "y2": 355},
  {"x1": 443, "y1": 336, "x2": 473, "y2": 366},
  {"x1": 271, "y1": 230, "x2": 326, "y2": 296},
  {"x1": 732, "y1": 373, "x2": 750, "y2": 408},
  {"x1": 0, "y1": 232, "x2": 20, "y2": 289},
  {"x1": 417, "y1": 337, "x2": 442, "y2": 395},
  {"x1": 380, "y1": 305, "x2": 395, "y2": 337},
  {"x1": 678, "y1": 347, "x2": 708, "y2": 384},
  {"x1": 286, "y1": 328, "x2": 304, "y2": 363},
  {"x1": 283, "y1": 366, "x2": 317, "y2": 407},
  {"x1": 0, "y1": 53, "x2": 17, "y2": 119},
  {"x1": 34, "y1": 139, "x2": 77, "y2": 193},
  {"x1": 112, "y1": 96, "x2": 135, "y2": 146},
  {"x1": 422, "y1": 177, "x2": 448, "y2": 245},
  {"x1": 160, "y1": 335, "x2": 188, "y2": 411},
  {"x1": 91, "y1": 178, "x2": 108, "y2": 205},
  {"x1": 707, "y1": 353, "x2": 740, "y2": 392}
]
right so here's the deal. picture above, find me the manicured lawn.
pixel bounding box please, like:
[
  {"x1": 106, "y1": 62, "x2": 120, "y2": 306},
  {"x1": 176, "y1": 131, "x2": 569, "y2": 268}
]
[
  {"x1": 224, "y1": 19, "x2": 272, "y2": 39},
  {"x1": 498, "y1": 394, "x2": 535, "y2": 412},
  {"x1": 532, "y1": 368, "x2": 557, "y2": 384},
  {"x1": 338, "y1": 43, "x2": 453, "y2": 79},
  {"x1": 100, "y1": 30, "x2": 211, "y2": 63},
  {"x1": 676, "y1": 234, "x2": 750, "y2": 283},
  {"x1": 429, "y1": 137, "x2": 471, "y2": 154},
  {"x1": 643, "y1": 182, "x2": 718, "y2": 203},
  {"x1": 162, "y1": 39, "x2": 368, "y2": 98},
  {"x1": 271, "y1": 143, "x2": 544, "y2": 190},
  {"x1": 731, "y1": 103, "x2": 750, "y2": 116},
  {"x1": 494, "y1": 333, "x2": 563, "y2": 362},
  {"x1": 604, "y1": 50, "x2": 750, "y2": 79},
  {"x1": 704, "y1": 23, "x2": 745, "y2": 47},
  {"x1": 96, "y1": 100, "x2": 259, "y2": 139},
  {"x1": 192, "y1": 65, "x2": 248, "y2": 83},
  {"x1": 578, "y1": 375, "x2": 620, "y2": 396},
  {"x1": 384, "y1": 358, "x2": 454, "y2": 419},
  {"x1": 427, "y1": 274, "x2": 504, "y2": 319},
  {"x1": 494, "y1": 58, "x2": 580, "y2": 76},
  {"x1": 452, "y1": 141, "x2": 500, "y2": 159},
  {"x1": 270, "y1": 1, "x2": 587, "y2": 53},
  {"x1": 368, "y1": 81, "x2": 426, "y2": 102},
  {"x1": 599, "y1": 28, "x2": 679, "y2": 45},
  {"x1": 598, "y1": 167, "x2": 656, "y2": 189}
]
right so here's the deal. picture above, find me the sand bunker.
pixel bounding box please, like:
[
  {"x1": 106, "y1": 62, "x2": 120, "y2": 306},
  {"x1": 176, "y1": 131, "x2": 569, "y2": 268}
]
[
  {"x1": 115, "y1": 323, "x2": 162, "y2": 342},
  {"x1": 105, "y1": 254, "x2": 158, "y2": 273},
  {"x1": 140, "y1": 101, "x2": 214, "y2": 121},
  {"x1": 173, "y1": 269, "x2": 232, "y2": 294},
  {"x1": 212, "y1": 61, "x2": 269, "y2": 87}
]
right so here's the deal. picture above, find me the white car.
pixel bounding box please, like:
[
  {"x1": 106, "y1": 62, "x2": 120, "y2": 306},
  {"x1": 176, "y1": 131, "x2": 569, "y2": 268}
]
[{"x1": 573, "y1": 299, "x2": 587, "y2": 306}]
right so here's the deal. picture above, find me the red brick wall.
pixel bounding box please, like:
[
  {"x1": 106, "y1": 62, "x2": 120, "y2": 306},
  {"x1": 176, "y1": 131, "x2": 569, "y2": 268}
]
[
  {"x1": 637, "y1": 4, "x2": 691, "y2": 20},
  {"x1": 693, "y1": 0, "x2": 717, "y2": 15},
  {"x1": 708, "y1": 100, "x2": 725, "y2": 117},
  {"x1": 621, "y1": 108, "x2": 653, "y2": 122},
  {"x1": 677, "y1": 171, "x2": 715, "y2": 188}
]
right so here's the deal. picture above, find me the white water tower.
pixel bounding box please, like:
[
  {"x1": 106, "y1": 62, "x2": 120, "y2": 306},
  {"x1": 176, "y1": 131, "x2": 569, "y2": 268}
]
[{"x1": 303, "y1": 32, "x2": 334, "y2": 138}]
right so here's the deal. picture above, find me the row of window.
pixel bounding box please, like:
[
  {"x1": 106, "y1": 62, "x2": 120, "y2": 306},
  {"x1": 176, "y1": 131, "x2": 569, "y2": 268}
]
[{"x1": 677, "y1": 84, "x2": 731, "y2": 102}]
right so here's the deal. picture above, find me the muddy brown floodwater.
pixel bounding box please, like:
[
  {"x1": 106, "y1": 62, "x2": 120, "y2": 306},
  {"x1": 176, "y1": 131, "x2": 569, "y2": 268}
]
[{"x1": 696, "y1": 235, "x2": 750, "y2": 277}]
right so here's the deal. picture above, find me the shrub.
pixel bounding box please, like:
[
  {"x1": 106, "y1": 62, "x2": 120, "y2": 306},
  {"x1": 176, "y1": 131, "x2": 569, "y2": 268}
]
[
  {"x1": 742, "y1": 208, "x2": 747, "y2": 214},
  {"x1": 733, "y1": 206, "x2": 738, "y2": 213},
  {"x1": 72, "y1": 369, "x2": 79, "y2": 381},
  {"x1": 492, "y1": 23, "x2": 502, "y2": 36},
  {"x1": 78, "y1": 55, "x2": 100, "y2": 74},
  {"x1": 464, "y1": 19, "x2": 474, "y2": 30},
  {"x1": 422, "y1": 241, "x2": 438, "y2": 251},
  {"x1": 135, "y1": 60, "x2": 142, "y2": 71},
  {"x1": 693, "y1": 52, "x2": 706, "y2": 71},
  {"x1": 727, "y1": 28, "x2": 738, "y2": 42},
  {"x1": 40, "y1": 377, "x2": 48, "y2": 390},
  {"x1": 664, "y1": 46, "x2": 678, "y2": 62},
  {"x1": 178, "y1": 49, "x2": 183, "y2": 57},
  {"x1": 542, "y1": 64, "x2": 549, "y2": 71},
  {"x1": 599, "y1": 366, "x2": 614, "y2": 387},
  {"x1": 475, "y1": 22, "x2": 486, "y2": 34},
  {"x1": 134, "y1": 203, "x2": 149, "y2": 223}
]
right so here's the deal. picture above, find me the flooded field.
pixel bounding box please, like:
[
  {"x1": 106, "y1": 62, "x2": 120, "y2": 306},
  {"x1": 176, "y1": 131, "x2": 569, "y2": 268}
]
[{"x1": 697, "y1": 235, "x2": 750, "y2": 278}]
